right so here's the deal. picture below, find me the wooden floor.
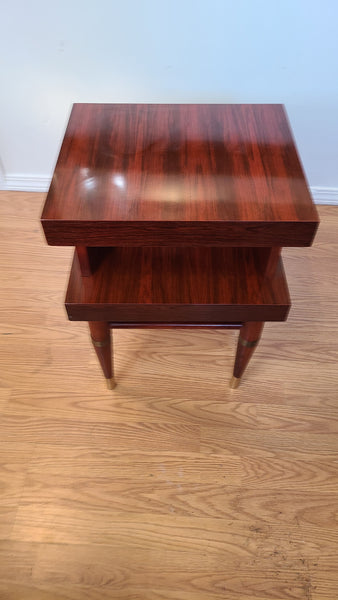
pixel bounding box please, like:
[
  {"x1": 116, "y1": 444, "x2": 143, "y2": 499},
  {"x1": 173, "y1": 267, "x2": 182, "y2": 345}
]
[{"x1": 0, "y1": 192, "x2": 338, "y2": 600}]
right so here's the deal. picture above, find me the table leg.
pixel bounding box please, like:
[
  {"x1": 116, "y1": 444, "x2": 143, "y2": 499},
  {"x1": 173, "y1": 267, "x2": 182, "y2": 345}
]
[
  {"x1": 263, "y1": 247, "x2": 281, "y2": 279},
  {"x1": 88, "y1": 321, "x2": 115, "y2": 389},
  {"x1": 230, "y1": 322, "x2": 264, "y2": 389},
  {"x1": 76, "y1": 246, "x2": 92, "y2": 276}
]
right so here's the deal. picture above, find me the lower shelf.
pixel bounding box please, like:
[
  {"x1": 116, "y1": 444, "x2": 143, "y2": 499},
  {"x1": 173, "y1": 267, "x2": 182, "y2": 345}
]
[{"x1": 65, "y1": 247, "x2": 290, "y2": 323}]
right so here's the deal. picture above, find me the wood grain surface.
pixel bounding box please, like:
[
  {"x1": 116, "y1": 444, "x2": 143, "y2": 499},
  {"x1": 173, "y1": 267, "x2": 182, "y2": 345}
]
[
  {"x1": 1, "y1": 191, "x2": 338, "y2": 599},
  {"x1": 41, "y1": 104, "x2": 319, "y2": 246},
  {"x1": 65, "y1": 247, "x2": 290, "y2": 322}
]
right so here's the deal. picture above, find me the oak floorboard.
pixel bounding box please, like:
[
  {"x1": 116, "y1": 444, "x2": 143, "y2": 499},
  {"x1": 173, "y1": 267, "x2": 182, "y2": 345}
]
[
  {"x1": 0, "y1": 193, "x2": 338, "y2": 599},
  {"x1": 25, "y1": 445, "x2": 338, "y2": 490},
  {"x1": 0, "y1": 415, "x2": 199, "y2": 452},
  {"x1": 6, "y1": 389, "x2": 338, "y2": 433},
  {"x1": 201, "y1": 427, "x2": 338, "y2": 459},
  {"x1": 0, "y1": 581, "x2": 316, "y2": 600},
  {"x1": 15, "y1": 473, "x2": 338, "y2": 525},
  {"x1": 10, "y1": 509, "x2": 338, "y2": 555}
]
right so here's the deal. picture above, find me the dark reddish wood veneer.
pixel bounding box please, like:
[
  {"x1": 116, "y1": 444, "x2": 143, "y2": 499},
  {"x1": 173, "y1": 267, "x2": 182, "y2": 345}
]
[
  {"x1": 41, "y1": 104, "x2": 319, "y2": 247},
  {"x1": 65, "y1": 247, "x2": 290, "y2": 323}
]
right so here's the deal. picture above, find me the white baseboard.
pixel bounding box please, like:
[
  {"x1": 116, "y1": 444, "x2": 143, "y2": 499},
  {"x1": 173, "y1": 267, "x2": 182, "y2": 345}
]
[
  {"x1": 1, "y1": 175, "x2": 338, "y2": 206},
  {"x1": 1, "y1": 174, "x2": 51, "y2": 192},
  {"x1": 310, "y1": 186, "x2": 338, "y2": 205}
]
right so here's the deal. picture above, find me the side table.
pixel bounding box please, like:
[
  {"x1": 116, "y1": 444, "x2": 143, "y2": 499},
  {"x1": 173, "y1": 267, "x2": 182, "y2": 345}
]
[{"x1": 41, "y1": 104, "x2": 319, "y2": 389}]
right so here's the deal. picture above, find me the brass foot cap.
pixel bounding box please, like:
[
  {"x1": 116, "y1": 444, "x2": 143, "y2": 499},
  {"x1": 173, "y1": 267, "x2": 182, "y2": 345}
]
[
  {"x1": 106, "y1": 377, "x2": 115, "y2": 390},
  {"x1": 229, "y1": 376, "x2": 241, "y2": 389}
]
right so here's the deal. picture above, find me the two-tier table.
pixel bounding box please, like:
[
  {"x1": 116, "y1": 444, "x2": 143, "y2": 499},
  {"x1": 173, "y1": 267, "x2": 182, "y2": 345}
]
[{"x1": 41, "y1": 104, "x2": 319, "y2": 389}]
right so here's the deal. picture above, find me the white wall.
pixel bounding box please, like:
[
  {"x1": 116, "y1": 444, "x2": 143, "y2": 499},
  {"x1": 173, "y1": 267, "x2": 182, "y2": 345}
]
[{"x1": 1, "y1": 0, "x2": 337, "y2": 201}]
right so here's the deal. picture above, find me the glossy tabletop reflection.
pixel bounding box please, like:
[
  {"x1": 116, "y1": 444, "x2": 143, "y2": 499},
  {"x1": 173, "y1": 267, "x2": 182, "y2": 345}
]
[{"x1": 41, "y1": 104, "x2": 319, "y2": 246}]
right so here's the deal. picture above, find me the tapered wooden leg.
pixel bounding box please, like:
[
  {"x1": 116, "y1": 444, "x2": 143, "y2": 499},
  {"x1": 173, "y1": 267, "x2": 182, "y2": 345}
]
[
  {"x1": 88, "y1": 321, "x2": 115, "y2": 389},
  {"x1": 230, "y1": 322, "x2": 264, "y2": 389}
]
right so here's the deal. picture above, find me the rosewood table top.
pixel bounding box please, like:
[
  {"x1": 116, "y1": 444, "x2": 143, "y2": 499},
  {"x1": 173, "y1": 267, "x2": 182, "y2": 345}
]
[{"x1": 41, "y1": 103, "x2": 319, "y2": 246}]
